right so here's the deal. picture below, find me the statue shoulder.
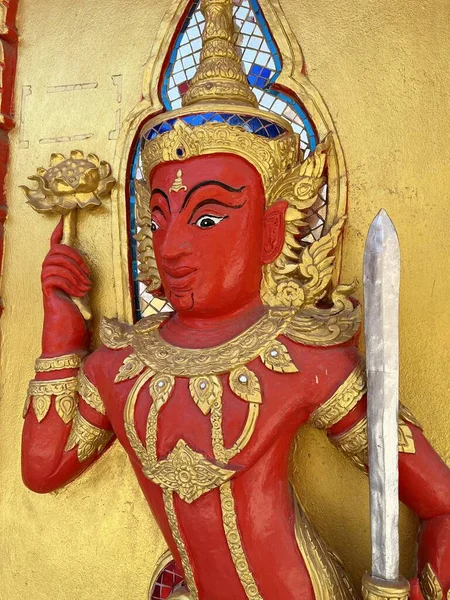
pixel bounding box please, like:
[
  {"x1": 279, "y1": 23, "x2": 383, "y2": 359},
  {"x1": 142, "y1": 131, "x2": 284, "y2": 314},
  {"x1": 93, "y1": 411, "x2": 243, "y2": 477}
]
[
  {"x1": 99, "y1": 313, "x2": 168, "y2": 350},
  {"x1": 99, "y1": 317, "x2": 133, "y2": 349}
]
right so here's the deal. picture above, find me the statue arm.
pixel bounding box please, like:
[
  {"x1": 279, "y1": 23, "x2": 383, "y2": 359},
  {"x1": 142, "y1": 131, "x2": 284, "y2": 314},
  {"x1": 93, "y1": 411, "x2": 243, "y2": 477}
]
[
  {"x1": 21, "y1": 220, "x2": 114, "y2": 493},
  {"x1": 22, "y1": 353, "x2": 115, "y2": 493},
  {"x1": 309, "y1": 348, "x2": 450, "y2": 598}
]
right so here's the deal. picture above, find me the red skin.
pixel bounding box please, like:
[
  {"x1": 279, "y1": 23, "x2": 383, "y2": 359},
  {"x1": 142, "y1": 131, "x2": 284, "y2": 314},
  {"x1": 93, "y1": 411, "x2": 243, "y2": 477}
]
[{"x1": 22, "y1": 154, "x2": 450, "y2": 598}]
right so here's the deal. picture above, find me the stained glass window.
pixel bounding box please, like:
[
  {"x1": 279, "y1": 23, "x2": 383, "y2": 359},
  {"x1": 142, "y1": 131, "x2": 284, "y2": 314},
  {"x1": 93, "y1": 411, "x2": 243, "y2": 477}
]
[{"x1": 130, "y1": 0, "x2": 328, "y2": 320}]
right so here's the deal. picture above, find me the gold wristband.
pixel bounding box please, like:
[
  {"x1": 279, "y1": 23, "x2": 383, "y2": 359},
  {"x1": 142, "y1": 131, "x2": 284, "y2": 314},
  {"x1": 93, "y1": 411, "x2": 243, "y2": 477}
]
[{"x1": 35, "y1": 353, "x2": 85, "y2": 372}]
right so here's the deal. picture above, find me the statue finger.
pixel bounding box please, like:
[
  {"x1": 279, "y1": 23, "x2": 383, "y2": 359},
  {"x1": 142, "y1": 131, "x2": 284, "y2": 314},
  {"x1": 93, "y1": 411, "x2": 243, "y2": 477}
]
[
  {"x1": 43, "y1": 256, "x2": 91, "y2": 286},
  {"x1": 42, "y1": 266, "x2": 91, "y2": 292},
  {"x1": 46, "y1": 244, "x2": 90, "y2": 273},
  {"x1": 43, "y1": 275, "x2": 90, "y2": 299},
  {"x1": 50, "y1": 217, "x2": 64, "y2": 247}
]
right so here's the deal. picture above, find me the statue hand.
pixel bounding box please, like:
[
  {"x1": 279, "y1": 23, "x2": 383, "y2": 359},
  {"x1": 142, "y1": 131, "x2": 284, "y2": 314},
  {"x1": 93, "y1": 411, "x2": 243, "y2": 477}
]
[{"x1": 41, "y1": 218, "x2": 91, "y2": 356}]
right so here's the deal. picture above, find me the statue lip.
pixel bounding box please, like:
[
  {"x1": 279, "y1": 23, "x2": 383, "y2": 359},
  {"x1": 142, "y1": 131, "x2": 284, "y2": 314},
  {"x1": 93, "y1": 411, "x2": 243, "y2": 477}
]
[{"x1": 163, "y1": 265, "x2": 197, "y2": 278}]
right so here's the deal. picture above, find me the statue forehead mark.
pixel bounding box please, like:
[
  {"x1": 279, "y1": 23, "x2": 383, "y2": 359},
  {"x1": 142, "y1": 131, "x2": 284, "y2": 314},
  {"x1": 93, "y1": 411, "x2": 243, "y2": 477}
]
[{"x1": 169, "y1": 169, "x2": 187, "y2": 193}]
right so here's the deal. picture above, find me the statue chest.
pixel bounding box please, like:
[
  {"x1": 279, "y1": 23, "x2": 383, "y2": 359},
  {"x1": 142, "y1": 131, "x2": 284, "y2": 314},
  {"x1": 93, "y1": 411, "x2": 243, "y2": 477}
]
[{"x1": 108, "y1": 361, "x2": 310, "y2": 504}]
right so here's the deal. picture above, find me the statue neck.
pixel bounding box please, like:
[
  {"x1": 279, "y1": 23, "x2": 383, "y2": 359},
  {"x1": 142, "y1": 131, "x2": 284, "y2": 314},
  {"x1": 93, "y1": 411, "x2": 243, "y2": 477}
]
[{"x1": 160, "y1": 297, "x2": 266, "y2": 349}]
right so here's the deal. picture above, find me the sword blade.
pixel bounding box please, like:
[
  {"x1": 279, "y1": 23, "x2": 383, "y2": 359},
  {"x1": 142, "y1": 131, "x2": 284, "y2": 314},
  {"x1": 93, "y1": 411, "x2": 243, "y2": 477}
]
[{"x1": 363, "y1": 209, "x2": 401, "y2": 581}]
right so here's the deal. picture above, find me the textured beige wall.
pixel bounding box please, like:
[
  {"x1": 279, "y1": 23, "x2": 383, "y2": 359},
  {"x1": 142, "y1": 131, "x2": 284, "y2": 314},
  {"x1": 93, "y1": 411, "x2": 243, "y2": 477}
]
[{"x1": 0, "y1": 0, "x2": 449, "y2": 598}]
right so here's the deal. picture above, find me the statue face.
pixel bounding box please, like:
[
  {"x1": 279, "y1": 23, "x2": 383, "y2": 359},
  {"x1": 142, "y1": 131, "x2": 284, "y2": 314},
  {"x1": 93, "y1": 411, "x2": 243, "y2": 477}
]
[{"x1": 149, "y1": 153, "x2": 286, "y2": 316}]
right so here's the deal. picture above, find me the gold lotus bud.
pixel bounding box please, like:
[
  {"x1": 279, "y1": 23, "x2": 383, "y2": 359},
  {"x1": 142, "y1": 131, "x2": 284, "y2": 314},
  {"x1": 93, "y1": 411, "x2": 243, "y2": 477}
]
[{"x1": 20, "y1": 150, "x2": 116, "y2": 215}]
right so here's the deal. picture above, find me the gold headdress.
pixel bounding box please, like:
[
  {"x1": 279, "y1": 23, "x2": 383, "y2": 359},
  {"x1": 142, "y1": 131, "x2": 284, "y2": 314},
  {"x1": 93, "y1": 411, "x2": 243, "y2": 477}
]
[{"x1": 136, "y1": 0, "x2": 360, "y2": 341}]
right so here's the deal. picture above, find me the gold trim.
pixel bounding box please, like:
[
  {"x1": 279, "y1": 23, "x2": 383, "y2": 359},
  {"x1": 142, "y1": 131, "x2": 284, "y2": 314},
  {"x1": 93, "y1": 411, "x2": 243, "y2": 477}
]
[
  {"x1": 78, "y1": 368, "x2": 106, "y2": 415},
  {"x1": 65, "y1": 412, "x2": 113, "y2": 462},
  {"x1": 131, "y1": 308, "x2": 295, "y2": 377},
  {"x1": 294, "y1": 498, "x2": 356, "y2": 600},
  {"x1": 330, "y1": 417, "x2": 368, "y2": 472},
  {"x1": 330, "y1": 403, "x2": 419, "y2": 470},
  {"x1": 115, "y1": 352, "x2": 146, "y2": 383},
  {"x1": 34, "y1": 353, "x2": 84, "y2": 372},
  {"x1": 25, "y1": 377, "x2": 78, "y2": 424},
  {"x1": 123, "y1": 369, "x2": 155, "y2": 467},
  {"x1": 420, "y1": 563, "x2": 443, "y2": 600},
  {"x1": 163, "y1": 490, "x2": 199, "y2": 600},
  {"x1": 219, "y1": 481, "x2": 263, "y2": 599},
  {"x1": 308, "y1": 363, "x2": 367, "y2": 430}
]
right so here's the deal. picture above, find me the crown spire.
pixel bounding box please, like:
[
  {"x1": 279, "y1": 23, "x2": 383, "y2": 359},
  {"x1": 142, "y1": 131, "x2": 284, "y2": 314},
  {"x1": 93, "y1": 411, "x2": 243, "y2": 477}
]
[{"x1": 182, "y1": 0, "x2": 258, "y2": 108}]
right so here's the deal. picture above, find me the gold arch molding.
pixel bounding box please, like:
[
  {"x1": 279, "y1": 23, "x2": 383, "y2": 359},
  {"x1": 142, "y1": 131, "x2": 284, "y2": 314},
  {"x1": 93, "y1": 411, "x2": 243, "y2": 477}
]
[{"x1": 109, "y1": 0, "x2": 348, "y2": 324}]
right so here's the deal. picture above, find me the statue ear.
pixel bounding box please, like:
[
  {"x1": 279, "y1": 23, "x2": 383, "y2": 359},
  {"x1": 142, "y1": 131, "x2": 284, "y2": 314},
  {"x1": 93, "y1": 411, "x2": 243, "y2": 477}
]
[{"x1": 262, "y1": 200, "x2": 288, "y2": 264}]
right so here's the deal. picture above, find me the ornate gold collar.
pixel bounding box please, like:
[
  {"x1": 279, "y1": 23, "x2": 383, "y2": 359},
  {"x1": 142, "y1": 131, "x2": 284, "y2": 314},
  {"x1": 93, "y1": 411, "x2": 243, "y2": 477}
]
[{"x1": 132, "y1": 307, "x2": 296, "y2": 377}]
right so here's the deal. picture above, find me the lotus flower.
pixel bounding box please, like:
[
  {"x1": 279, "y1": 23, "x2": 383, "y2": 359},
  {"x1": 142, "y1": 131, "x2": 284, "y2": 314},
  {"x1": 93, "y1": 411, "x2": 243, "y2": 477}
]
[{"x1": 20, "y1": 150, "x2": 116, "y2": 215}]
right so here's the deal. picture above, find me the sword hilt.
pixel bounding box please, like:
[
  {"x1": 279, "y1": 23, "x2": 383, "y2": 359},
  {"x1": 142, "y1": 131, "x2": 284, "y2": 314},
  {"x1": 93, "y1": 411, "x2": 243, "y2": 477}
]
[{"x1": 362, "y1": 574, "x2": 410, "y2": 600}]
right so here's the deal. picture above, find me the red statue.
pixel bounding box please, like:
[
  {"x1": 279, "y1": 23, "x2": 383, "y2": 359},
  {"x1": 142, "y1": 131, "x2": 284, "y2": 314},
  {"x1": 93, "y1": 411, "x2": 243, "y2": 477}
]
[{"x1": 21, "y1": 1, "x2": 450, "y2": 599}]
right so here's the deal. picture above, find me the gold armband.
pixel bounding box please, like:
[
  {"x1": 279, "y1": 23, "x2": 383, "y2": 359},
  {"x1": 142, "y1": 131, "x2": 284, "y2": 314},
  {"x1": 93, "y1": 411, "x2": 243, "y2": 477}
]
[
  {"x1": 308, "y1": 363, "x2": 367, "y2": 430},
  {"x1": 24, "y1": 377, "x2": 78, "y2": 424},
  {"x1": 77, "y1": 367, "x2": 106, "y2": 415},
  {"x1": 34, "y1": 353, "x2": 85, "y2": 372},
  {"x1": 330, "y1": 405, "x2": 421, "y2": 471},
  {"x1": 65, "y1": 412, "x2": 113, "y2": 462}
]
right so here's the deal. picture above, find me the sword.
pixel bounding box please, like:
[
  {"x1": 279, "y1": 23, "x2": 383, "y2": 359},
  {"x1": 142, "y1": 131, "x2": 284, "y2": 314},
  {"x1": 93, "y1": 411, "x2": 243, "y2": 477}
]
[{"x1": 362, "y1": 210, "x2": 410, "y2": 600}]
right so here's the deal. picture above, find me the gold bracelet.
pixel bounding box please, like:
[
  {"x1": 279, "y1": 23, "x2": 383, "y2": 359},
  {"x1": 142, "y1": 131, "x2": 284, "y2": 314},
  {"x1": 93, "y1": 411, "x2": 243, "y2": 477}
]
[
  {"x1": 35, "y1": 353, "x2": 85, "y2": 372},
  {"x1": 24, "y1": 377, "x2": 78, "y2": 423}
]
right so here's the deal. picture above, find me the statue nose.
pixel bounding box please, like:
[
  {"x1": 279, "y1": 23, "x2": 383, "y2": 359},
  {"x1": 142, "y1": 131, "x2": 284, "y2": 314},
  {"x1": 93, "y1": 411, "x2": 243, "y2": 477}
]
[{"x1": 160, "y1": 225, "x2": 191, "y2": 261}]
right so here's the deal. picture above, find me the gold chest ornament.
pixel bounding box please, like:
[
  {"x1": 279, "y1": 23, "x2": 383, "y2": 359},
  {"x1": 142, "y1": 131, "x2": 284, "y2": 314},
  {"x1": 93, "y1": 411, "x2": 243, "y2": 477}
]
[{"x1": 102, "y1": 308, "x2": 299, "y2": 503}]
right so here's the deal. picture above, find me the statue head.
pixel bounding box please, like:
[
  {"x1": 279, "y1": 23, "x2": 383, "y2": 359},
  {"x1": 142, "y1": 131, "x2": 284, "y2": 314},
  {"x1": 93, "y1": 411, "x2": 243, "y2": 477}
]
[{"x1": 136, "y1": 0, "x2": 330, "y2": 316}]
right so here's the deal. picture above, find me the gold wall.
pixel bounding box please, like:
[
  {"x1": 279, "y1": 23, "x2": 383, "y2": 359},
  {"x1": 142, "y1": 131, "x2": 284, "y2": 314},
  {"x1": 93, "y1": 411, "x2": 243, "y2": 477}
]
[{"x1": 0, "y1": 0, "x2": 449, "y2": 598}]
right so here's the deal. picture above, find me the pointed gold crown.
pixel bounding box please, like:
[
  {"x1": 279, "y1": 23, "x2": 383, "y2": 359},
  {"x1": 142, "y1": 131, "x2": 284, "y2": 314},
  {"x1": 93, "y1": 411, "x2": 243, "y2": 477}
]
[
  {"x1": 141, "y1": 0, "x2": 300, "y2": 193},
  {"x1": 182, "y1": 0, "x2": 258, "y2": 108}
]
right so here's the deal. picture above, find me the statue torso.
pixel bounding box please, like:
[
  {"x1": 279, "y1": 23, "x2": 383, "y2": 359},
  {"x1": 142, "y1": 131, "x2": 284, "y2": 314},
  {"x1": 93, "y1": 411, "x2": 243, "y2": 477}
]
[{"x1": 86, "y1": 311, "x2": 360, "y2": 600}]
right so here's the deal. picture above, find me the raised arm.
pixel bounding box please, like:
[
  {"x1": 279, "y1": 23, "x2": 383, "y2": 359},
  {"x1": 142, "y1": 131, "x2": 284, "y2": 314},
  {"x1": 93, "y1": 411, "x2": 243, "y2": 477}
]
[
  {"x1": 22, "y1": 220, "x2": 114, "y2": 493},
  {"x1": 308, "y1": 347, "x2": 450, "y2": 599}
]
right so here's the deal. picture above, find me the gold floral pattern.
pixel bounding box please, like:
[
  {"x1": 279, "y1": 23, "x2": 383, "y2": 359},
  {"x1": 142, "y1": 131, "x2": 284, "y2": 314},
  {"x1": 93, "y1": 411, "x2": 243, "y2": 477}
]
[{"x1": 145, "y1": 440, "x2": 235, "y2": 504}]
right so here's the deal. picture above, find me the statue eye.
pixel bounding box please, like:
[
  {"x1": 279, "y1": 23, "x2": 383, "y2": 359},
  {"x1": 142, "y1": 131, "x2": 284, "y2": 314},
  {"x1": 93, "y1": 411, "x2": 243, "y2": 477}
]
[
  {"x1": 193, "y1": 215, "x2": 227, "y2": 229},
  {"x1": 150, "y1": 219, "x2": 160, "y2": 232}
]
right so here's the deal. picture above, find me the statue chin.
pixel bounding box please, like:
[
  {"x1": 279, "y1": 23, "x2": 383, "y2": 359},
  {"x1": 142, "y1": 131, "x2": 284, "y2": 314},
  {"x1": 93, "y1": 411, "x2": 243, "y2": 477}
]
[{"x1": 167, "y1": 290, "x2": 194, "y2": 312}]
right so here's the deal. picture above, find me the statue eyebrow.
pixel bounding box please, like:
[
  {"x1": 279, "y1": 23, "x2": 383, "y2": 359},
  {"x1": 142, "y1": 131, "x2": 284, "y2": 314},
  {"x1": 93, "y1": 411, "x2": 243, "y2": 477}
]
[
  {"x1": 181, "y1": 180, "x2": 245, "y2": 211},
  {"x1": 150, "y1": 188, "x2": 171, "y2": 213}
]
